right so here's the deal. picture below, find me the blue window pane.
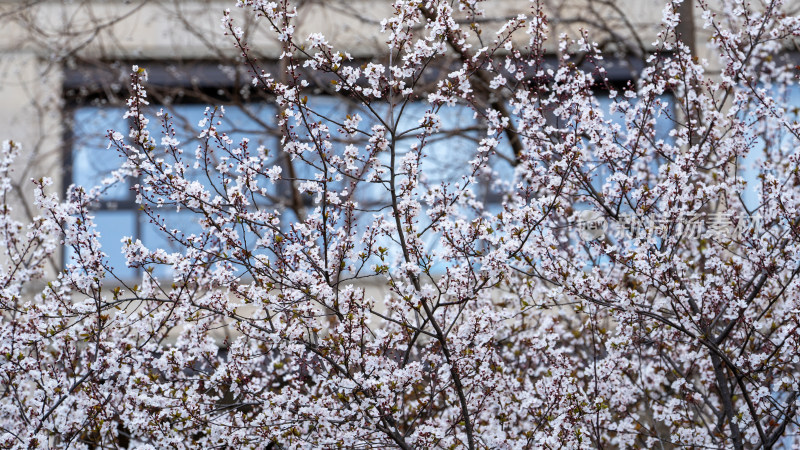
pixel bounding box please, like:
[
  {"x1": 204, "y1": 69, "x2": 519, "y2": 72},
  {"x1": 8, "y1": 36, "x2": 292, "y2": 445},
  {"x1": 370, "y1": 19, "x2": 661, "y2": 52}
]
[
  {"x1": 95, "y1": 211, "x2": 138, "y2": 280},
  {"x1": 141, "y1": 210, "x2": 205, "y2": 278},
  {"x1": 72, "y1": 107, "x2": 131, "y2": 200},
  {"x1": 145, "y1": 104, "x2": 281, "y2": 202},
  {"x1": 302, "y1": 97, "x2": 495, "y2": 212},
  {"x1": 70, "y1": 102, "x2": 283, "y2": 280},
  {"x1": 64, "y1": 210, "x2": 138, "y2": 280},
  {"x1": 166, "y1": 103, "x2": 278, "y2": 147},
  {"x1": 585, "y1": 94, "x2": 674, "y2": 204},
  {"x1": 740, "y1": 138, "x2": 763, "y2": 211},
  {"x1": 397, "y1": 102, "x2": 480, "y2": 186},
  {"x1": 739, "y1": 85, "x2": 800, "y2": 211}
]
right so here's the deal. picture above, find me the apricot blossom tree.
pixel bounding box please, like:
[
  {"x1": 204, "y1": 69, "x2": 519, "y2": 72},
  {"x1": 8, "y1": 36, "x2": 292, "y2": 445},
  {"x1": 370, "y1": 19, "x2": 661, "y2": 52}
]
[{"x1": 2, "y1": 0, "x2": 800, "y2": 448}]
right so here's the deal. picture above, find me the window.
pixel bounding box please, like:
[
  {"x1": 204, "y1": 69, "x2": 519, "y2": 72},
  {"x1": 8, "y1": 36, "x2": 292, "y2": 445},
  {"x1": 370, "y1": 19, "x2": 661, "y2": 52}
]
[
  {"x1": 67, "y1": 102, "x2": 281, "y2": 278},
  {"x1": 65, "y1": 60, "x2": 671, "y2": 278},
  {"x1": 64, "y1": 62, "x2": 283, "y2": 278}
]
